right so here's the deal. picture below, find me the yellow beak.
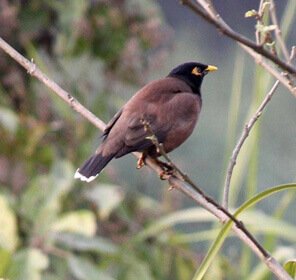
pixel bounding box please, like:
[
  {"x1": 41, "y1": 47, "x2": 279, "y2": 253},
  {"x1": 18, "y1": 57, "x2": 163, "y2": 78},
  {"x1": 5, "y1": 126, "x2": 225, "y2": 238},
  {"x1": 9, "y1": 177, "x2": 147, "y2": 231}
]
[{"x1": 206, "y1": 65, "x2": 218, "y2": 72}]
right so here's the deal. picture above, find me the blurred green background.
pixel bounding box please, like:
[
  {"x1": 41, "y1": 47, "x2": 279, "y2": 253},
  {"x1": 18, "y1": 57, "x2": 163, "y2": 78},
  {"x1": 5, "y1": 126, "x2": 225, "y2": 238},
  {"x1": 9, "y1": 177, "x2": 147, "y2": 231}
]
[{"x1": 0, "y1": 0, "x2": 295, "y2": 279}]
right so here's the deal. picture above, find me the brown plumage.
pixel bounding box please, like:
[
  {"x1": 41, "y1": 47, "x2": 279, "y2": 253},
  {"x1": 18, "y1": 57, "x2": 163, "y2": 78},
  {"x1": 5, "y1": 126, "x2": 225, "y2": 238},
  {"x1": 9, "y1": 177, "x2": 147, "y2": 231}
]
[{"x1": 75, "y1": 62, "x2": 217, "y2": 182}]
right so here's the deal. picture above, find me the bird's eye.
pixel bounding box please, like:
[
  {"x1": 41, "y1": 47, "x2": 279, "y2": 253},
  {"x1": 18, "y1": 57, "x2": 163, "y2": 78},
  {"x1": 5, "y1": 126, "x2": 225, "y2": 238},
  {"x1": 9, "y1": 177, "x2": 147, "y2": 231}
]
[{"x1": 191, "y1": 67, "x2": 202, "y2": 76}]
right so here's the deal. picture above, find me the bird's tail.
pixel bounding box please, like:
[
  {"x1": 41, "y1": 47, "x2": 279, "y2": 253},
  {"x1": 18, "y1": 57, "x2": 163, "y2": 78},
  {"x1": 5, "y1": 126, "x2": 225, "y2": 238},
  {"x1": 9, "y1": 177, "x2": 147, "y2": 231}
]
[{"x1": 74, "y1": 153, "x2": 114, "y2": 182}]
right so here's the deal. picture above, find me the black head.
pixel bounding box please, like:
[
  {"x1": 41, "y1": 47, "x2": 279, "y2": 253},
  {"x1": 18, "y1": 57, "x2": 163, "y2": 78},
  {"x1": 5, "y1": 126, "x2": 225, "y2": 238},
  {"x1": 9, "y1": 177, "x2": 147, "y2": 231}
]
[{"x1": 168, "y1": 62, "x2": 217, "y2": 94}]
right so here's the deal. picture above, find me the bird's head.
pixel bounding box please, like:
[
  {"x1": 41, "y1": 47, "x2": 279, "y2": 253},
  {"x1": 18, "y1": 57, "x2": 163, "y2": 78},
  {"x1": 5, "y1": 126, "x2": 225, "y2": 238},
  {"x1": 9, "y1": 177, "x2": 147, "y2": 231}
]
[{"x1": 168, "y1": 62, "x2": 218, "y2": 94}]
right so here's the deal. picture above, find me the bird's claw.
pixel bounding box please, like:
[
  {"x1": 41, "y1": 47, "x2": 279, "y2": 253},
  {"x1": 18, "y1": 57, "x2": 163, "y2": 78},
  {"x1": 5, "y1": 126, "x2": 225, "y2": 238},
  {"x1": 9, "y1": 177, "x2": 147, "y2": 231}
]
[
  {"x1": 168, "y1": 185, "x2": 174, "y2": 191},
  {"x1": 136, "y1": 154, "x2": 146, "y2": 169},
  {"x1": 161, "y1": 161, "x2": 173, "y2": 171},
  {"x1": 159, "y1": 169, "x2": 174, "y2": 180}
]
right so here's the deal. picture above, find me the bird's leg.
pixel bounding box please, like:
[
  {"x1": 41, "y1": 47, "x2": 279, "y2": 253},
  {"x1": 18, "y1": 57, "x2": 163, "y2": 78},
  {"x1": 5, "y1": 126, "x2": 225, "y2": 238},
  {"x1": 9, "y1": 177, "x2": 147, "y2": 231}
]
[
  {"x1": 136, "y1": 152, "x2": 146, "y2": 169},
  {"x1": 154, "y1": 158, "x2": 173, "y2": 171},
  {"x1": 152, "y1": 158, "x2": 175, "y2": 180},
  {"x1": 137, "y1": 153, "x2": 174, "y2": 180}
]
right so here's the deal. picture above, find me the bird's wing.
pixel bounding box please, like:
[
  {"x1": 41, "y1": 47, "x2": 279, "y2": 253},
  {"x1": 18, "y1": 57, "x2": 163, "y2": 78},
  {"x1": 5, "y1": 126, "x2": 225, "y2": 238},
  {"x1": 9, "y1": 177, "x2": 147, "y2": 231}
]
[
  {"x1": 120, "y1": 90, "x2": 200, "y2": 156},
  {"x1": 113, "y1": 111, "x2": 169, "y2": 158},
  {"x1": 125, "y1": 112, "x2": 166, "y2": 146},
  {"x1": 101, "y1": 108, "x2": 123, "y2": 140},
  {"x1": 101, "y1": 77, "x2": 199, "y2": 158}
]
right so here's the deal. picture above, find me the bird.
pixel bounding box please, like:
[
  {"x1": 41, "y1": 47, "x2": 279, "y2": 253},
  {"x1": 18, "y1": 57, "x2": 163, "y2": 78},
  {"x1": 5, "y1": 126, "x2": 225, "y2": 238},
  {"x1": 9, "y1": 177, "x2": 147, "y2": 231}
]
[{"x1": 74, "y1": 62, "x2": 217, "y2": 182}]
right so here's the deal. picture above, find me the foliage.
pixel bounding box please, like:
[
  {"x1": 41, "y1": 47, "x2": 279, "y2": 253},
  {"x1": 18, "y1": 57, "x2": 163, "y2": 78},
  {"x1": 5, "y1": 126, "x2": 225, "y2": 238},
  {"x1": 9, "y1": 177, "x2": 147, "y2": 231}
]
[{"x1": 0, "y1": 0, "x2": 295, "y2": 280}]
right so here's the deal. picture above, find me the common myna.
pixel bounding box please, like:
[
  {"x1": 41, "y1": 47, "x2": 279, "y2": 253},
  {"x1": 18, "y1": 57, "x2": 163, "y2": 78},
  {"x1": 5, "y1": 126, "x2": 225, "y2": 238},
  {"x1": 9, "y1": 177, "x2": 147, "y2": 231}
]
[{"x1": 75, "y1": 62, "x2": 217, "y2": 182}]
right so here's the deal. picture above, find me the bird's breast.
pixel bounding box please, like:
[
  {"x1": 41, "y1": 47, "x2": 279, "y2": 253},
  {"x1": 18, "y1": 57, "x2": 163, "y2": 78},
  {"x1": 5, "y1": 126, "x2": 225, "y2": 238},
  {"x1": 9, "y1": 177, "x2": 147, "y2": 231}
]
[{"x1": 161, "y1": 94, "x2": 201, "y2": 153}]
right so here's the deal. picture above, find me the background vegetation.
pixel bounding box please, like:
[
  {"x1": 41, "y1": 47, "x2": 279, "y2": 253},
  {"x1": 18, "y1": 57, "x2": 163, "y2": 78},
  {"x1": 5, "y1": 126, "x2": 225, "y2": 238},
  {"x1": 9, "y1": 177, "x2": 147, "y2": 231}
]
[{"x1": 0, "y1": 0, "x2": 295, "y2": 279}]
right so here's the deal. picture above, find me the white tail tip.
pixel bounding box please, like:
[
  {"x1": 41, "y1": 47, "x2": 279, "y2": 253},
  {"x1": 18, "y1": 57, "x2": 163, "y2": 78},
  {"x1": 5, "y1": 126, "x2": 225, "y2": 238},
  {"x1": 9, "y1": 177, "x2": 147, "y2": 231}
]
[{"x1": 74, "y1": 169, "x2": 98, "y2": 183}]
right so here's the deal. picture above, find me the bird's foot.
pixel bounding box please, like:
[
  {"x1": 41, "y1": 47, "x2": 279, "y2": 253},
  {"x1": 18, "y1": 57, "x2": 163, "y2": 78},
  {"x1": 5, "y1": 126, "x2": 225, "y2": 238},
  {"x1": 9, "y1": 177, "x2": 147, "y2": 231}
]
[
  {"x1": 159, "y1": 161, "x2": 173, "y2": 171},
  {"x1": 156, "y1": 159, "x2": 175, "y2": 180},
  {"x1": 159, "y1": 169, "x2": 174, "y2": 180},
  {"x1": 154, "y1": 159, "x2": 173, "y2": 172},
  {"x1": 136, "y1": 153, "x2": 146, "y2": 169}
]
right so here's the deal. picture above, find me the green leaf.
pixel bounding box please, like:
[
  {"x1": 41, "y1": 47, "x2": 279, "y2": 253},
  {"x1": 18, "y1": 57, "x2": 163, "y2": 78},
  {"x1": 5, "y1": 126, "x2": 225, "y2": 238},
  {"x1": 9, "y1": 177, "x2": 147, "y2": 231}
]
[
  {"x1": 284, "y1": 260, "x2": 296, "y2": 279},
  {"x1": 169, "y1": 209, "x2": 296, "y2": 245},
  {"x1": 176, "y1": 254, "x2": 195, "y2": 280},
  {"x1": 51, "y1": 210, "x2": 96, "y2": 236},
  {"x1": 20, "y1": 175, "x2": 50, "y2": 222},
  {"x1": 49, "y1": 160, "x2": 74, "y2": 194},
  {"x1": 192, "y1": 183, "x2": 296, "y2": 280},
  {"x1": 68, "y1": 255, "x2": 115, "y2": 280},
  {"x1": 7, "y1": 248, "x2": 48, "y2": 280},
  {"x1": 247, "y1": 247, "x2": 296, "y2": 280},
  {"x1": 0, "y1": 194, "x2": 18, "y2": 252},
  {"x1": 0, "y1": 248, "x2": 11, "y2": 276},
  {"x1": 256, "y1": 23, "x2": 277, "y2": 33},
  {"x1": 85, "y1": 184, "x2": 125, "y2": 220},
  {"x1": 53, "y1": 232, "x2": 118, "y2": 255},
  {"x1": 0, "y1": 107, "x2": 19, "y2": 135},
  {"x1": 239, "y1": 210, "x2": 296, "y2": 242},
  {"x1": 20, "y1": 160, "x2": 74, "y2": 235},
  {"x1": 245, "y1": 10, "x2": 258, "y2": 18},
  {"x1": 123, "y1": 254, "x2": 155, "y2": 280},
  {"x1": 169, "y1": 229, "x2": 221, "y2": 245},
  {"x1": 203, "y1": 256, "x2": 230, "y2": 280},
  {"x1": 135, "y1": 208, "x2": 214, "y2": 241},
  {"x1": 280, "y1": 0, "x2": 296, "y2": 40}
]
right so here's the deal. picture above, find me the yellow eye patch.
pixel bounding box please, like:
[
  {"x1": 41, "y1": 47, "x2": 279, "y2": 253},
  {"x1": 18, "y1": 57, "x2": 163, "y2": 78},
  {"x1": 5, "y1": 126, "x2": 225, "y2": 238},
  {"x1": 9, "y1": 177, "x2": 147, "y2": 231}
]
[{"x1": 191, "y1": 67, "x2": 202, "y2": 76}]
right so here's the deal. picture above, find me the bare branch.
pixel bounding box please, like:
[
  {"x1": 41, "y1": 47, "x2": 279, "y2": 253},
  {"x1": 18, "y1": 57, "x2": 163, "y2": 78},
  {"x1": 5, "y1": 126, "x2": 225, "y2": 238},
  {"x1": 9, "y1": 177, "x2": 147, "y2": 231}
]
[
  {"x1": 223, "y1": 2, "x2": 296, "y2": 210},
  {"x1": 256, "y1": 0, "x2": 269, "y2": 45},
  {"x1": 168, "y1": 177, "x2": 291, "y2": 280},
  {"x1": 181, "y1": 0, "x2": 296, "y2": 97},
  {"x1": 0, "y1": 37, "x2": 106, "y2": 131},
  {"x1": 143, "y1": 120, "x2": 269, "y2": 258},
  {"x1": 269, "y1": 0, "x2": 290, "y2": 61},
  {"x1": 291, "y1": 46, "x2": 296, "y2": 61},
  {"x1": 240, "y1": 44, "x2": 296, "y2": 96},
  {"x1": 180, "y1": 0, "x2": 296, "y2": 78},
  {"x1": 0, "y1": 36, "x2": 292, "y2": 280},
  {"x1": 223, "y1": 80, "x2": 280, "y2": 209}
]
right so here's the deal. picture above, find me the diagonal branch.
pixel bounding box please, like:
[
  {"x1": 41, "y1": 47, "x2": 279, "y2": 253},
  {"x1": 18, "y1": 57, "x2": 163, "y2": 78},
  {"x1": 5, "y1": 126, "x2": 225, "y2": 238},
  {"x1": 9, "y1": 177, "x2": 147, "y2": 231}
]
[
  {"x1": 269, "y1": 0, "x2": 290, "y2": 61},
  {"x1": 223, "y1": 80, "x2": 280, "y2": 209},
  {"x1": 221, "y1": 0, "x2": 296, "y2": 209},
  {"x1": 142, "y1": 120, "x2": 269, "y2": 258},
  {"x1": 241, "y1": 44, "x2": 296, "y2": 95},
  {"x1": 0, "y1": 37, "x2": 291, "y2": 280},
  {"x1": 0, "y1": 38, "x2": 106, "y2": 131},
  {"x1": 180, "y1": 0, "x2": 296, "y2": 76}
]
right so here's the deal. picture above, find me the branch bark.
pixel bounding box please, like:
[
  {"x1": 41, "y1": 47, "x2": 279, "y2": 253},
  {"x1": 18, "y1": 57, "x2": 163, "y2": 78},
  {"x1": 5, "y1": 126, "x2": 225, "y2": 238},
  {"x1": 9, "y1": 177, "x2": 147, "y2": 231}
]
[
  {"x1": 223, "y1": 80, "x2": 280, "y2": 209},
  {"x1": 181, "y1": 0, "x2": 296, "y2": 97},
  {"x1": 199, "y1": 0, "x2": 296, "y2": 209},
  {"x1": 0, "y1": 37, "x2": 292, "y2": 280},
  {"x1": 269, "y1": 0, "x2": 290, "y2": 61},
  {"x1": 0, "y1": 38, "x2": 106, "y2": 131}
]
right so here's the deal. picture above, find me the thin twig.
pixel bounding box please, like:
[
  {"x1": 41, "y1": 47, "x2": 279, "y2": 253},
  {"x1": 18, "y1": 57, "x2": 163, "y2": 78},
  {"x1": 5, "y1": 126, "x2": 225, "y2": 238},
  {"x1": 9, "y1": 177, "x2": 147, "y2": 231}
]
[
  {"x1": 190, "y1": 0, "x2": 296, "y2": 96},
  {"x1": 241, "y1": 44, "x2": 296, "y2": 95},
  {"x1": 180, "y1": 0, "x2": 296, "y2": 103},
  {"x1": 180, "y1": 0, "x2": 296, "y2": 76},
  {"x1": 291, "y1": 46, "x2": 296, "y2": 61},
  {"x1": 255, "y1": 0, "x2": 264, "y2": 44},
  {"x1": 0, "y1": 37, "x2": 291, "y2": 280},
  {"x1": 168, "y1": 176, "x2": 291, "y2": 280},
  {"x1": 269, "y1": 0, "x2": 290, "y2": 61},
  {"x1": 197, "y1": 0, "x2": 216, "y2": 17},
  {"x1": 256, "y1": 0, "x2": 269, "y2": 46},
  {"x1": 223, "y1": 80, "x2": 280, "y2": 209},
  {"x1": 223, "y1": 29, "x2": 296, "y2": 210},
  {"x1": 0, "y1": 38, "x2": 106, "y2": 131},
  {"x1": 184, "y1": 0, "x2": 295, "y2": 212},
  {"x1": 143, "y1": 120, "x2": 269, "y2": 258}
]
